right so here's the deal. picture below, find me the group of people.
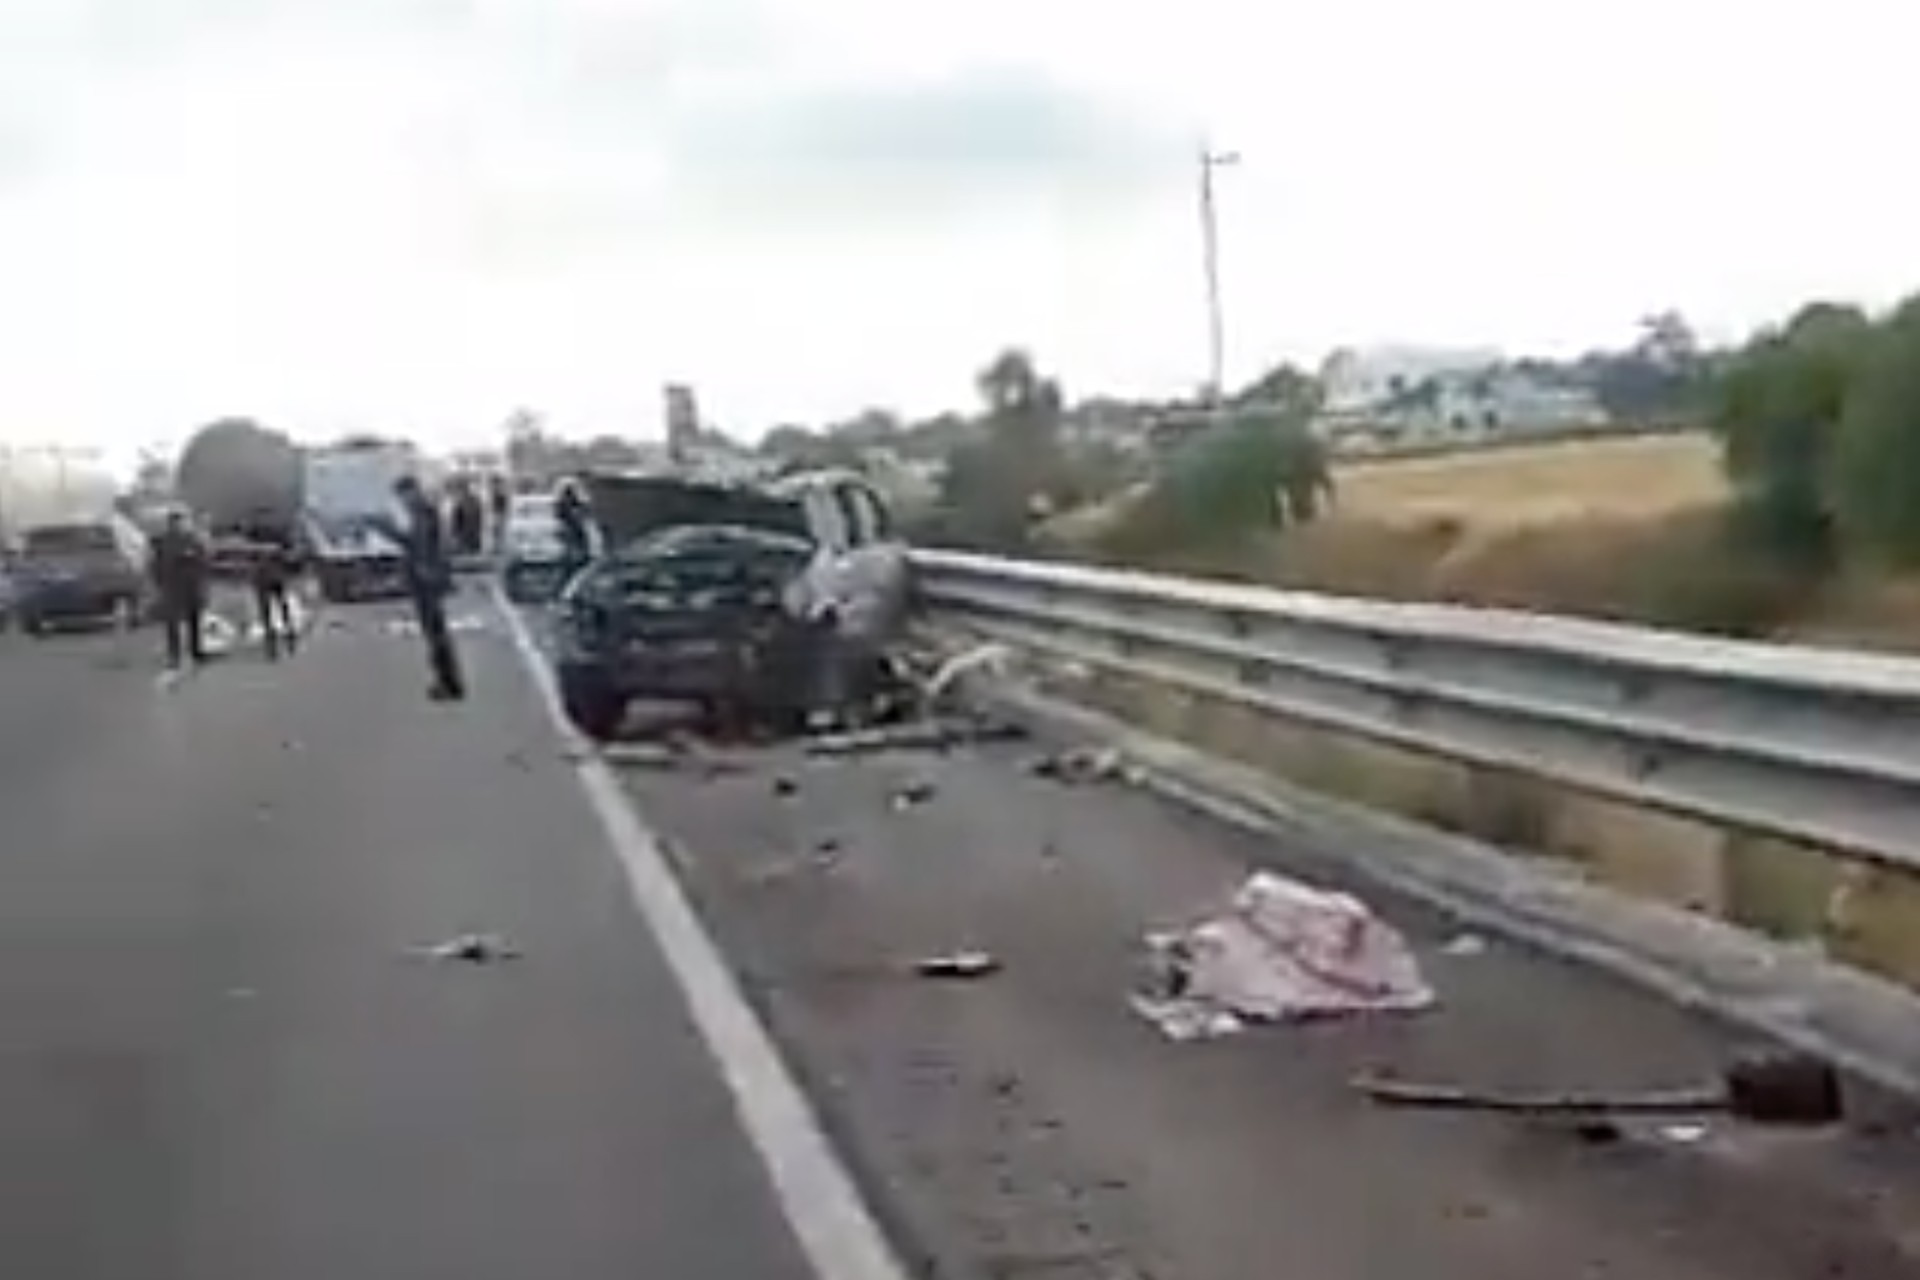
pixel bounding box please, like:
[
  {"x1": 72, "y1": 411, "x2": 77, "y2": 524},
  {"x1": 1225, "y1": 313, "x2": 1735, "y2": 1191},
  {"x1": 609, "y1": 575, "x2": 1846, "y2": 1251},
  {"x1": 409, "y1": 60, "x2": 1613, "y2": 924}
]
[
  {"x1": 444, "y1": 474, "x2": 511, "y2": 562},
  {"x1": 146, "y1": 470, "x2": 487, "y2": 702},
  {"x1": 146, "y1": 471, "x2": 588, "y2": 705},
  {"x1": 148, "y1": 508, "x2": 301, "y2": 670}
]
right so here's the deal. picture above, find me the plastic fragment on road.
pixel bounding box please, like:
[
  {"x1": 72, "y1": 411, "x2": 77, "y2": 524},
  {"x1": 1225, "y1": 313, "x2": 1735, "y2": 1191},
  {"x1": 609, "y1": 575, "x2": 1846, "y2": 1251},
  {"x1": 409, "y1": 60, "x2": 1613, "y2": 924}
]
[
  {"x1": 890, "y1": 778, "x2": 937, "y2": 811},
  {"x1": 921, "y1": 640, "x2": 1013, "y2": 708},
  {"x1": 803, "y1": 716, "x2": 1027, "y2": 758},
  {"x1": 914, "y1": 950, "x2": 1002, "y2": 979},
  {"x1": 1131, "y1": 871, "x2": 1435, "y2": 1040},
  {"x1": 1030, "y1": 746, "x2": 1140, "y2": 787},
  {"x1": 410, "y1": 932, "x2": 523, "y2": 964}
]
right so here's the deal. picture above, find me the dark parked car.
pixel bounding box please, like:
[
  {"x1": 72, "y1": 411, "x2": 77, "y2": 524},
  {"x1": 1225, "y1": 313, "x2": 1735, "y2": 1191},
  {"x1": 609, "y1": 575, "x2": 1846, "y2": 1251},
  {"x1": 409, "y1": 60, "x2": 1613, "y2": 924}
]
[
  {"x1": 12, "y1": 516, "x2": 153, "y2": 634},
  {"x1": 549, "y1": 470, "x2": 911, "y2": 740}
]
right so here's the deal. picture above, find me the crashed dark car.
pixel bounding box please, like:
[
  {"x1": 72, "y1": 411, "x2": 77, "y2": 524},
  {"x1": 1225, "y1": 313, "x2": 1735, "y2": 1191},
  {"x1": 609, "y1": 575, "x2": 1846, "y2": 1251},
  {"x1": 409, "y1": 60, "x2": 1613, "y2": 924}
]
[{"x1": 549, "y1": 470, "x2": 911, "y2": 740}]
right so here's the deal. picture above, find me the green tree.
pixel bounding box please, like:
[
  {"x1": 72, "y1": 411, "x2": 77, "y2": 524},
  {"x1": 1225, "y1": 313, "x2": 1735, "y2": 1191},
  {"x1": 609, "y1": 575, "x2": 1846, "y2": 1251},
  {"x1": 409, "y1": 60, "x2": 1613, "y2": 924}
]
[
  {"x1": 1233, "y1": 362, "x2": 1324, "y2": 418},
  {"x1": 922, "y1": 348, "x2": 1071, "y2": 550},
  {"x1": 1107, "y1": 408, "x2": 1332, "y2": 559},
  {"x1": 1834, "y1": 295, "x2": 1920, "y2": 563},
  {"x1": 1710, "y1": 302, "x2": 1873, "y2": 562}
]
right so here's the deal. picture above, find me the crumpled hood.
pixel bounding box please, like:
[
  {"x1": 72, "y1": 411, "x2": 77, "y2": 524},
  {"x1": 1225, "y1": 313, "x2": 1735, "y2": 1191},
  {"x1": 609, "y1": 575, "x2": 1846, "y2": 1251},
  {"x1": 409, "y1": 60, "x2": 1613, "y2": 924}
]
[{"x1": 581, "y1": 473, "x2": 808, "y2": 552}]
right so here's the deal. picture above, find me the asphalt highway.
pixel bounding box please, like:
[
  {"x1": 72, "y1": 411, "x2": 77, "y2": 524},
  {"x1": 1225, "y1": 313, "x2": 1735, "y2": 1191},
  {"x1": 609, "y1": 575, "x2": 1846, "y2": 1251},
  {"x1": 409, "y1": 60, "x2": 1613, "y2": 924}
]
[{"x1": 0, "y1": 596, "x2": 817, "y2": 1280}]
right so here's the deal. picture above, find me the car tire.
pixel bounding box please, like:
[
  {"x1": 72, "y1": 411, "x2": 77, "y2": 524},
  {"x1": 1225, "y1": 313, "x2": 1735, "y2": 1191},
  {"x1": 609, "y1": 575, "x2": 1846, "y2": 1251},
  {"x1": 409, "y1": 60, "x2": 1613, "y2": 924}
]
[{"x1": 560, "y1": 673, "x2": 626, "y2": 742}]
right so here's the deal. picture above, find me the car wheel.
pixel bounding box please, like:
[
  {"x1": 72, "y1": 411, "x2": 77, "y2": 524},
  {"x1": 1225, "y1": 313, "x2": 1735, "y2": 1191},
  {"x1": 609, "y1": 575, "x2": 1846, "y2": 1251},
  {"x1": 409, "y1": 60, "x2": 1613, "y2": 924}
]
[{"x1": 560, "y1": 673, "x2": 626, "y2": 742}]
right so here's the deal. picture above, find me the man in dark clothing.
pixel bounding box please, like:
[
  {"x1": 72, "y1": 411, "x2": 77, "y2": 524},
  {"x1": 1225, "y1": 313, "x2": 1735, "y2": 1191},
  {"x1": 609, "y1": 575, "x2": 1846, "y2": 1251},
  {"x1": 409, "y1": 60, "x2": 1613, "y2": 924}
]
[
  {"x1": 377, "y1": 476, "x2": 465, "y2": 701},
  {"x1": 488, "y1": 475, "x2": 511, "y2": 553},
  {"x1": 554, "y1": 478, "x2": 593, "y2": 583},
  {"x1": 449, "y1": 478, "x2": 484, "y2": 558},
  {"x1": 244, "y1": 514, "x2": 300, "y2": 660},
  {"x1": 150, "y1": 509, "x2": 209, "y2": 669}
]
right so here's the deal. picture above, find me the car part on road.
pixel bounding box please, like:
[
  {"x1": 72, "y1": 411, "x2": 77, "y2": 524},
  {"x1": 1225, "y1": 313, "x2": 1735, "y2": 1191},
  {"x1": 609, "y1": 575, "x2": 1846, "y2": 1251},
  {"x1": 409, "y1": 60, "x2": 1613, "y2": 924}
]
[
  {"x1": 919, "y1": 640, "x2": 1013, "y2": 710},
  {"x1": 1131, "y1": 871, "x2": 1435, "y2": 1040},
  {"x1": 1029, "y1": 746, "x2": 1138, "y2": 786},
  {"x1": 889, "y1": 779, "x2": 937, "y2": 811},
  {"x1": 913, "y1": 950, "x2": 1002, "y2": 980},
  {"x1": 1354, "y1": 1047, "x2": 1843, "y2": 1125},
  {"x1": 803, "y1": 716, "x2": 1028, "y2": 758},
  {"x1": 411, "y1": 932, "x2": 523, "y2": 964}
]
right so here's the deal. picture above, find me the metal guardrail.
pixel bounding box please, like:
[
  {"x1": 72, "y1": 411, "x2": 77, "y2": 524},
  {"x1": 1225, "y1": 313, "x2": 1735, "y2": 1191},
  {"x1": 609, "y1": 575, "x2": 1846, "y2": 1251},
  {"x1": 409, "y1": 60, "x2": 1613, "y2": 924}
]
[{"x1": 911, "y1": 549, "x2": 1920, "y2": 870}]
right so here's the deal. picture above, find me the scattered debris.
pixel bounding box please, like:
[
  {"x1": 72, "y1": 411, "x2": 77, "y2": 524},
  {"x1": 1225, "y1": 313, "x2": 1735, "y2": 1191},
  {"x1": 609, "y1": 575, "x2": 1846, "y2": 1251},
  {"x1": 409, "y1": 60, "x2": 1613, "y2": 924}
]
[
  {"x1": 1659, "y1": 1122, "x2": 1710, "y2": 1144},
  {"x1": 772, "y1": 775, "x2": 799, "y2": 797},
  {"x1": 1352, "y1": 1075, "x2": 1721, "y2": 1115},
  {"x1": 598, "y1": 740, "x2": 691, "y2": 769},
  {"x1": 1572, "y1": 1119, "x2": 1624, "y2": 1145},
  {"x1": 1030, "y1": 746, "x2": 1137, "y2": 787},
  {"x1": 1354, "y1": 1049, "x2": 1841, "y2": 1126},
  {"x1": 921, "y1": 640, "x2": 1014, "y2": 708},
  {"x1": 914, "y1": 950, "x2": 1002, "y2": 979},
  {"x1": 1441, "y1": 933, "x2": 1488, "y2": 958},
  {"x1": 891, "y1": 778, "x2": 938, "y2": 811},
  {"x1": 1130, "y1": 871, "x2": 1434, "y2": 1041},
  {"x1": 598, "y1": 738, "x2": 749, "y2": 776},
  {"x1": 411, "y1": 932, "x2": 523, "y2": 964},
  {"x1": 1127, "y1": 993, "x2": 1244, "y2": 1042},
  {"x1": 387, "y1": 613, "x2": 487, "y2": 637},
  {"x1": 742, "y1": 837, "x2": 843, "y2": 887},
  {"x1": 803, "y1": 716, "x2": 1026, "y2": 759}
]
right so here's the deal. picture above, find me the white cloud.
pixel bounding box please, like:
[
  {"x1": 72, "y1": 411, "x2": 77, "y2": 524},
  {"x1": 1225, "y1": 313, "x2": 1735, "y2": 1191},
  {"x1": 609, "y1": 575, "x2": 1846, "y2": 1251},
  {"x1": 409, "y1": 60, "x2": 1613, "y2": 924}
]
[{"x1": 0, "y1": 0, "x2": 1915, "y2": 463}]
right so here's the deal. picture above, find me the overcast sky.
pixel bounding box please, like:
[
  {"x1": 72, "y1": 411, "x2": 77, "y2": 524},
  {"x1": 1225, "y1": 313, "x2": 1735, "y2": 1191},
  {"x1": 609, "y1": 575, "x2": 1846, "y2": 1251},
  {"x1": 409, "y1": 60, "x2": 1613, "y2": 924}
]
[{"x1": 0, "y1": 0, "x2": 1913, "y2": 463}]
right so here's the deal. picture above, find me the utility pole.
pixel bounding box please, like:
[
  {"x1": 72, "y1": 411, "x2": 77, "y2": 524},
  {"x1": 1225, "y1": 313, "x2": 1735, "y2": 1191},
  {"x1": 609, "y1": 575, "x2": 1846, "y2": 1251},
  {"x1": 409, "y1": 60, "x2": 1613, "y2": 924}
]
[{"x1": 1198, "y1": 144, "x2": 1240, "y2": 408}]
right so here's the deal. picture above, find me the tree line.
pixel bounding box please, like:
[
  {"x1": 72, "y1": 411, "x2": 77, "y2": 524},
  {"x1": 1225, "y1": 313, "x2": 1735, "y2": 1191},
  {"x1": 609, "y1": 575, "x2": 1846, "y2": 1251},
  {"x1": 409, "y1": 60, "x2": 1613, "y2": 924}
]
[{"x1": 1710, "y1": 298, "x2": 1920, "y2": 571}]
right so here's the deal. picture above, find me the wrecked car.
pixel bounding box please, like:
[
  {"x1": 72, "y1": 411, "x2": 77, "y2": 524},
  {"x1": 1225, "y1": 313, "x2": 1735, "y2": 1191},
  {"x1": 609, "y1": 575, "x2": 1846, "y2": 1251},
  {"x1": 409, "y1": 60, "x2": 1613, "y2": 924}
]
[{"x1": 549, "y1": 469, "x2": 912, "y2": 740}]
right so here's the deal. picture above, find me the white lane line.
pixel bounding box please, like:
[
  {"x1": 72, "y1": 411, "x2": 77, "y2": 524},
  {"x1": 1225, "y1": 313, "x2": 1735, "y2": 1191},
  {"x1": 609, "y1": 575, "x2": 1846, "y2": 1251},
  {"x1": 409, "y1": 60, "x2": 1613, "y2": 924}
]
[{"x1": 491, "y1": 584, "x2": 907, "y2": 1280}]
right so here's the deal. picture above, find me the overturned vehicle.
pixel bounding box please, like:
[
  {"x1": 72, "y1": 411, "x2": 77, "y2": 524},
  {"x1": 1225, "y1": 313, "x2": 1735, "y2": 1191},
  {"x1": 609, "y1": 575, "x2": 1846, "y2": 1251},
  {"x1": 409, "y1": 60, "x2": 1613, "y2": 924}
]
[{"x1": 548, "y1": 470, "x2": 913, "y2": 740}]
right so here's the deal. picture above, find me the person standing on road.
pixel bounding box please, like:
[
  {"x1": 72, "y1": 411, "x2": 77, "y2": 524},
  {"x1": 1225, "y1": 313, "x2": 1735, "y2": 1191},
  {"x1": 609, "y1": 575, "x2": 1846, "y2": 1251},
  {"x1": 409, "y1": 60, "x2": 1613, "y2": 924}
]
[
  {"x1": 150, "y1": 509, "x2": 209, "y2": 669},
  {"x1": 244, "y1": 513, "x2": 300, "y2": 660},
  {"x1": 376, "y1": 475, "x2": 465, "y2": 702},
  {"x1": 488, "y1": 474, "x2": 510, "y2": 554},
  {"x1": 554, "y1": 478, "x2": 594, "y2": 583},
  {"x1": 449, "y1": 477, "x2": 484, "y2": 560}
]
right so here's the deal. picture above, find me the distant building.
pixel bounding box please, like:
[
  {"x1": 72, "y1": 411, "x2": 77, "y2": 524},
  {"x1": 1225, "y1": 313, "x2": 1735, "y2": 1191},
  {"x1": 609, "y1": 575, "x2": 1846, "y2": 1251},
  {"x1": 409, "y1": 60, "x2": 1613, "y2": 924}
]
[
  {"x1": 1313, "y1": 350, "x2": 1607, "y2": 455},
  {"x1": 1318, "y1": 345, "x2": 1504, "y2": 415}
]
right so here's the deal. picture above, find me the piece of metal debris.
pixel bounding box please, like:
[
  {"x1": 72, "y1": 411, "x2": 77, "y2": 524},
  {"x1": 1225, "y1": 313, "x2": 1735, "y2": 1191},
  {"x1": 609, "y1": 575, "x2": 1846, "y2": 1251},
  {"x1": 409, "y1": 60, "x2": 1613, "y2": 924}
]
[
  {"x1": 412, "y1": 932, "x2": 523, "y2": 964},
  {"x1": 1441, "y1": 933, "x2": 1487, "y2": 958},
  {"x1": 803, "y1": 716, "x2": 1025, "y2": 759},
  {"x1": 772, "y1": 775, "x2": 799, "y2": 797},
  {"x1": 1352, "y1": 1075, "x2": 1722, "y2": 1116},
  {"x1": 921, "y1": 641, "x2": 1013, "y2": 708},
  {"x1": 890, "y1": 778, "x2": 938, "y2": 811},
  {"x1": 1355, "y1": 1050, "x2": 1843, "y2": 1126},
  {"x1": 1030, "y1": 746, "x2": 1135, "y2": 786},
  {"x1": 914, "y1": 950, "x2": 1002, "y2": 979}
]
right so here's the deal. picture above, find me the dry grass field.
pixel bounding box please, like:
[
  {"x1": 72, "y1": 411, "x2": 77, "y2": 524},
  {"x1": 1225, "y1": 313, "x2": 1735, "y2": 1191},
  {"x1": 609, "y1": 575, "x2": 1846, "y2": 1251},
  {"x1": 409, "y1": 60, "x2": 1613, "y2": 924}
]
[
  {"x1": 1056, "y1": 429, "x2": 1920, "y2": 644},
  {"x1": 1331, "y1": 432, "x2": 1726, "y2": 529}
]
